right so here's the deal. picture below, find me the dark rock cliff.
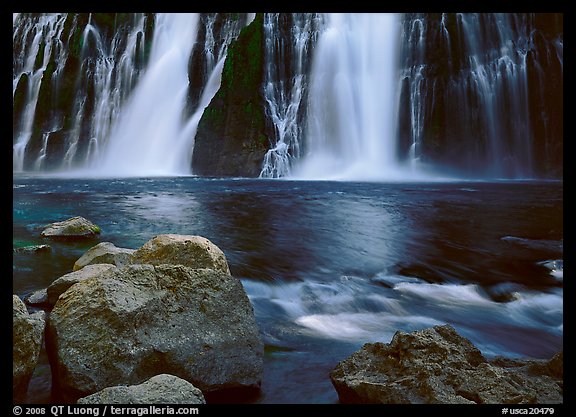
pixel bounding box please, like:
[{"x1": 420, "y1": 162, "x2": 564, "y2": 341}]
[{"x1": 192, "y1": 14, "x2": 271, "y2": 177}]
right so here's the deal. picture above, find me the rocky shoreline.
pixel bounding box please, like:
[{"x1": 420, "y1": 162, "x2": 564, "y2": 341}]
[{"x1": 13, "y1": 217, "x2": 563, "y2": 404}]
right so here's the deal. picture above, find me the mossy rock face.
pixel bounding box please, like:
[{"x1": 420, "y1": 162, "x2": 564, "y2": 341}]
[
  {"x1": 192, "y1": 13, "x2": 271, "y2": 177},
  {"x1": 40, "y1": 216, "x2": 102, "y2": 240}
]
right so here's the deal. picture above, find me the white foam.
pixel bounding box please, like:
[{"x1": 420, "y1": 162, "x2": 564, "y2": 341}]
[
  {"x1": 394, "y1": 282, "x2": 493, "y2": 306},
  {"x1": 242, "y1": 275, "x2": 563, "y2": 345},
  {"x1": 295, "y1": 312, "x2": 441, "y2": 342},
  {"x1": 539, "y1": 260, "x2": 563, "y2": 281}
]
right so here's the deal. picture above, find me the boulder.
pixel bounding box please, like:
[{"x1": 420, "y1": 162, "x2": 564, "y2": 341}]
[
  {"x1": 41, "y1": 216, "x2": 101, "y2": 239},
  {"x1": 73, "y1": 242, "x2": 135, "y2": 271},
  {"x1": 47, "y1": 264, "x2": 263, "y2": 402},
  {"x1": 77, "y1": 374, "x2": 205, "y2": 404},
  {"x1": 131, "y1": 234, "x2": 230, "y2": 274},
  {"x1": 47, "y1": 264, "x2": 117, "y2": 306},
  {"x1": 13, "y1": 295, "x2": 46, "y2": 403},
  {"x1": 330, "y1": 324, "x2": 563, "y2": 404}
]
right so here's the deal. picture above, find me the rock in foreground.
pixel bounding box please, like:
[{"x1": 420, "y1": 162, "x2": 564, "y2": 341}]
[
  {"x1": 47, "y1": 264, "x2": 117, "y2": 306},
  {"x1": 47, "y1": 264, "x2": 263, "y2": 402},
  {"x1": 73, "y1": 242, "x2": 135, "y2": 271},
  {"x1": 330, "y1": 324, "x2": 563, "y2": 404},
  {"x1": 77, "y1": 374, "x2": 205, "y2": 404},
  {"x1": 41, "y1": 216, "x2": 101, "y2": 239},
  {"x1": 131, "y1": 234, "x2": 230, "y2": 274},
  {"x1": 13, "y1": 295, "x2": 46, "y2": 403}
]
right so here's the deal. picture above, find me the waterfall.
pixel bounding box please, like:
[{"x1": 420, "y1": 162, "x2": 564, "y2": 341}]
[
  {"x1": 259, "y1": 13, "x2": 320, "y2": 178},
  {"x1": 93, "y1": 14, "x2": 199, "y2": 176},
  {"x1": 456, "y1": 13, "x2": 533, "y2": 177},
  {"x1": 397, "y1": 13, "x2": 562, "y2": 178},
  {"x1": 293, "y1": 13, "x2": 403, "y2": 180},
  {"x1": 13, "y1": 14, "x2": 68, "y2": 172},
  {"x1": 13, "y1": 13, "x2": 149, "y2": 172},
  {"x1": 65, "y1": 14, "x2": 147, "y2": 170},
  {"x1": 13, "y1": 13, "x2": 562, "y2": 179}
]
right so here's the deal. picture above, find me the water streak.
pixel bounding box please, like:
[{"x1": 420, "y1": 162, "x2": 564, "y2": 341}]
[
  {"x1": 13, "y1": 14, "x2": 68, "y2": 172},
  {"x1": 94, "y1": 14, "x2": 199, "y2": 176},
  {"x1": 294, "y1": 13, "x2": 402, "y2": 180},
  {"x1": 259, "y1": 13, "x2": 320, "y2": 178}
]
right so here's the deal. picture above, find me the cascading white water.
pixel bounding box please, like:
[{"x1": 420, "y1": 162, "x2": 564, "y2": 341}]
[
  {"x1": 93, "y1": 14, "x2": 199, "y2": 176},
  {"x1": 64, "y1": 14, "x2": 147, "y2": 170},
  {"x1": 87, "y1": 15, "x2": 147, "y2": 167},
  {"x1": 259, "y1": 13, "x2": 319, "y2": 178},
  {"x1": 13, "y1": 14, "x2": 68, "y2": 172},
  {"x1": 294, "y1": 13, "x2": 403, "y2": 180},
  {"x1": 457, "y1": 13, "x2": 533, "y2": 177}
]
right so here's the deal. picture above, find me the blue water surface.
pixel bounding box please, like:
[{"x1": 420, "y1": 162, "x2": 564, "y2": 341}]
[{"x1": 13, "y1": 175, "x2": 563, "y2": 403}]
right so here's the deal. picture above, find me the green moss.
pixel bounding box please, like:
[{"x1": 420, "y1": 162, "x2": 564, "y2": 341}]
[
  {"x1": 194, "y1": 12, "x2": 270, "y2": 175},
  {"x1": 203, "y1": 105, "x2": 225, "y2": 126},
  {"x1": 221, "y1": 13, "x2": 264, "y2": 93}
]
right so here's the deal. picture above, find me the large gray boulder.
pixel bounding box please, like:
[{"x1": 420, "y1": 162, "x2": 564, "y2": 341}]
[
  {"x1": 73, "y1": 242, "x2": 135, "y2": 271},
  {"x1": 47, "y1": 264, "x2": 263, "y2": 402},
  {"x1": 47, "y1": 264, "x2": 117, "y2": 306},
  {"x1": 331, "y1": 324, "x2": 563, "y2": 404},
  {"x1": 131, "y1": 234, "x2": 230, "y2": 274},
  {"x1": 41, "y1": 216, "x2": 101, "y2": 239},
  {"x1": 13, "y1": 295, "x2": 46, "y2": 403},
  {"x1": 77, "y1": 374, "x2": 205, "y2": 404}
]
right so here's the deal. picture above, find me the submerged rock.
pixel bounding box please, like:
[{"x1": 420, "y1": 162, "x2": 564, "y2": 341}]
[
  {"x1": 77, "y1": 374, "x2": 205, "y2": 404},
  {"x1": 47, "y1": 264, "x2": 117, "y2": 306},
  {"x1": 14, "y1": 244, "x2": 51, "y2": 254},
  {"x1": 47, "y1": 264, "x2": 263, "y2": 402},
  {"x1": 131, "y1": 234, "x2": 230, "y2": 274},
  {"x1": 538, "y1": 259, "x2": 563, "y2": 280},
  {"x1": 330, "y1": 324, "x2": 563, "y2": 404},
  {"x1": 41, "y1": 216, "x2": 101, "y2": 240},
  {"x1": 73, "y1": 242, "x2": 135, "y2": 271},
  {"x1": 13, "y1": 295, "x2": 46, "y2": 403}
]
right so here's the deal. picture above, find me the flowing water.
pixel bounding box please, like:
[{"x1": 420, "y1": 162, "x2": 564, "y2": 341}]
[
  {"x1": 294, "y1": 13, "x2": 403, "y2": 180},
  {"x1": 13, "y1": 175, "x2": 563, "y2": 403},
  {"x1": 93, "y1": 14, "x2": 199, "y2": 176}
]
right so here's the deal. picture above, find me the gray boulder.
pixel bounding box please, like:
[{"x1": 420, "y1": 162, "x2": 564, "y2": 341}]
[
  {"x1": 73, "y1": 242, "x2": 135, "y2": 271},
  {"x1": 47, "y1": 264, "x2": 263, "y2": 402},
  {"x1": 131, "y1": 234, "x2": 230, "y2": 274},
  {"x1": 330, "y1": 324, "x2": 563, "y2": 404},
  {"x1": 47, "y1": 264, "x2": 117, "y2": 306},
  {"x1": 77, "y1": 374, "x2": 205, "y2": 404},
  {"x1": 13, "y1": 295, "x2": 46, "y2": 403},
  {"x1": 41, "y1": 216, "x2": 101, "y2": 239}
]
